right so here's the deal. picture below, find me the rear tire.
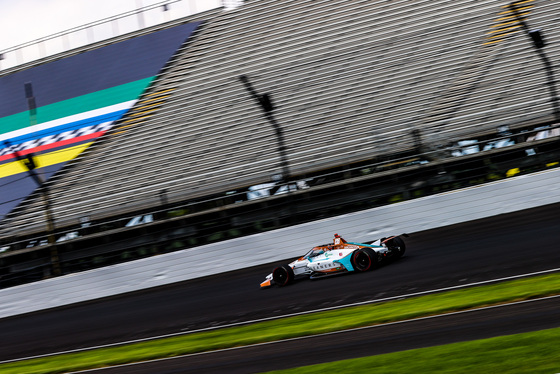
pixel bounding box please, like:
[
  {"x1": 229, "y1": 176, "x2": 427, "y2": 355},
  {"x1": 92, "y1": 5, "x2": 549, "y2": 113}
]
[
  {"x1": 351, "y1": 248, "x2": 378, "y2": 272},
  {"x1": 388, "y1": 236, "x2": 406, "y2": 259},
  {"x1": 272, "y1": 265, "x2": 294, "y2": 287}
]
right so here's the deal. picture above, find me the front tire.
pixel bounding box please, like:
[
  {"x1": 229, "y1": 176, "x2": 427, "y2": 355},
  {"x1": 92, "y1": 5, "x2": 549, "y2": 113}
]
[
  {"x1": 351, "y1": 248, "x2": 378, "y2": 272},
  {"x1": 272, "y1": 265, "x2": 294, "y2": 287}
]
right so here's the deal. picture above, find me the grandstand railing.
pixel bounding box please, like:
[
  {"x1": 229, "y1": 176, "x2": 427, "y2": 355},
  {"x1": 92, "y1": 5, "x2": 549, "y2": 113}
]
[{"x1": 0, "y1": 0, "x2": 243, "y2": 72}]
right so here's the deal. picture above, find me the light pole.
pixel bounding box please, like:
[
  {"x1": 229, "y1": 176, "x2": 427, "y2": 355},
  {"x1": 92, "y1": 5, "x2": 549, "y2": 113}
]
[
  {"x1": 4, "y1": 139, "x2": 60, "y2": 277},
  {"x1": 238, "y1": 75, "x2": 291, "y2": 182},
  {"x1": 6, "y1": 82, "x2": 61, "y2": 276},
  {"x1": 509, "y1": 2, "x2": 560, "y2": 125}
]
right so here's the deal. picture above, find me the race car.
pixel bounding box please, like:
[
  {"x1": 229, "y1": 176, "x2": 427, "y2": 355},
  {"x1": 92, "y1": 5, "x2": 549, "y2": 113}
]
[{"x1": 260, "y1": 233, "x2": 408, "y2": 288}]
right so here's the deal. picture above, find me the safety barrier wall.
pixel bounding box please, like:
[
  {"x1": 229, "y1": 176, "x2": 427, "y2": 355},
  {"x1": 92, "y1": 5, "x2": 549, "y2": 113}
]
[{"x1": 0, "y1": 168, "x2": 559, "y2": 319}]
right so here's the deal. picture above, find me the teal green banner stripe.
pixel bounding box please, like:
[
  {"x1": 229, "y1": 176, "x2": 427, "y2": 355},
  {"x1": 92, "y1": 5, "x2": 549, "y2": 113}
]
[{"x1": 0, "y1": 76, "x2": 154, "y2": 134}]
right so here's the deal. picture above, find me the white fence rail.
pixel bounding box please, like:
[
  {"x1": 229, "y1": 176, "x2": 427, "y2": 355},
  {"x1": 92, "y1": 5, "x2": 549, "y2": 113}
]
[{"x1": 0, "y1": 0, "x2": 225, "y2": 72}]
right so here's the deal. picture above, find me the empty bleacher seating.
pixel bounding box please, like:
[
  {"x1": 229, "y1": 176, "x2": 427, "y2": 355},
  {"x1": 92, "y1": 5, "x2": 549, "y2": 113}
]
[{"x1": 2, "y1": 0, "x2": 560, "y2": 237}]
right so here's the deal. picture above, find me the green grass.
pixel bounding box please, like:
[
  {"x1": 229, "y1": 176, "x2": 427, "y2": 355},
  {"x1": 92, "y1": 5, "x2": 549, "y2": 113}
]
[
  {"x1": 262, "y1": 327, "x2": 560, "y2": 374},
  {"x1": 1, "y1": 272, "x2": 559, "y2": 374}
]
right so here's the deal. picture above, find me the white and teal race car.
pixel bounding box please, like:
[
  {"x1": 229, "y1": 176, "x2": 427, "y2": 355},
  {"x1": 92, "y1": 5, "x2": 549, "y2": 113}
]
[{"x1": 260, "y1": 233, "x2": 408, "y2": 288}]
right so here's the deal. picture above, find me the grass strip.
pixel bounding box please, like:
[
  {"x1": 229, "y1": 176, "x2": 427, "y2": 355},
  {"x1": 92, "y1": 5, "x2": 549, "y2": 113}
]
[
  {"x1": 1, "y1": 272, "x2": 559, "y2": 374},
  {"x1": 262, "y1": 327, "x2": 560, "y2": 374}
]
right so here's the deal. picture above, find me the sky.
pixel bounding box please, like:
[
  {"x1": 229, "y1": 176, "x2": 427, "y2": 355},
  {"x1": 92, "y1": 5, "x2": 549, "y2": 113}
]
[{"x1": 0, "y1": 0, "x2": 222, "y2": 52}]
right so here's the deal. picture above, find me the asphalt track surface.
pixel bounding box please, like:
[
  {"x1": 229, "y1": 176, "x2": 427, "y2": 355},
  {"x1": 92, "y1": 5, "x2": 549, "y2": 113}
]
[
  {"x1": 1, "y1": 203, "x2": 560, "y2": 369},
  {"x1": 76, "y1": 296, "x2": 560, "y2": 374}
]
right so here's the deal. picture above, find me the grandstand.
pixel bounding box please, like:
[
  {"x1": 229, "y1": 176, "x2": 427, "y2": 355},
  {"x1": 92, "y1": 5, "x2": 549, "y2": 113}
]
[{"x1": 1, "y1": 0, "x2": 560, "y2": 286}]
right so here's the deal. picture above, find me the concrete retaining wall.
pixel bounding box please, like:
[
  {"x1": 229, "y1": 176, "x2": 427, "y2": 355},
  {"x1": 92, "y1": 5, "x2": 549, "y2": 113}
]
[{"x1": 1, "y1": 168, "x2": 559, "y2": 319}]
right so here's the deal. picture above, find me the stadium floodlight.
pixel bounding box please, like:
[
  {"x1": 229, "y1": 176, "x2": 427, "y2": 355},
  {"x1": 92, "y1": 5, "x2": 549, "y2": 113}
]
[
  {"x1": 238, "y1": 74, "x2": 291, "y2": 182},
  {"x1": 528, "y1": 29, "x2": 545, "y2": 49},
  {"x1": 24, "y1": 82, "x2": 37, "y2": 126},
  {"x1": 508, "y1": 2, "x2": 560, "y2": 124}
]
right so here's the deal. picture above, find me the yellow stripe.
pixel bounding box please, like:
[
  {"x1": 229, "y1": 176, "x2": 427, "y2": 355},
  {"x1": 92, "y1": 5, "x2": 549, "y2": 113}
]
[
  {"x1": 487, "y1": 30, "x2": 518, "y2": 40},
  {"x1": 120, "y1": 115, "x2": 151, "y2": 124},
  {"x1": 487, "y1": 25, "x2": 520, "y2": 35},
  {"x1": 145, "y1": 88, "x2": 175, "y2": 97},
  {"x1": 127, "y1": 107, "x2": 158, "y2": 117},
  {"x1": 496, "y1": 12, "x2": 531, "y2": 22},
  {"x1": 138, "y1": 95, "x2": 170, "y2": 105},
  {"x1": 134, "y1": 103, "x2": 160, "y2": 111},
  {"x1": 501, "y1": 0, "x2": 534, "y2": 8},
  {"x1": 111, "y1": 130, "x2": 129, "y2": 136},
  {"x1": 118, "y1": 122, "x2": 144, "y2": 130},
  {"x1": 490, "y1": 19, "x2": 524, "y2": 29},
  {"x1": 483, "y1": 39, "x2": 504, "y2": 46},
  {"x1": 0, "y1": 142, "x2": 93, "y2": 179},
  {"x1": 498, "y1": 5, "x2": 533, "y2": 15}
]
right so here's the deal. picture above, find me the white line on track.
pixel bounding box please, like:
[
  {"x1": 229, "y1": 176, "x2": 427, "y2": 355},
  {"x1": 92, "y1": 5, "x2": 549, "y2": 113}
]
[
  {"x1": 2, "y1": 267, "x2": 559, "y2": 365},
  {"x1": 67, "y1": 294, "x2": 560, "y2": 373}
]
